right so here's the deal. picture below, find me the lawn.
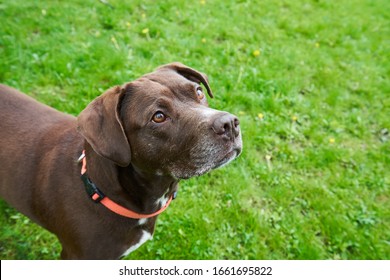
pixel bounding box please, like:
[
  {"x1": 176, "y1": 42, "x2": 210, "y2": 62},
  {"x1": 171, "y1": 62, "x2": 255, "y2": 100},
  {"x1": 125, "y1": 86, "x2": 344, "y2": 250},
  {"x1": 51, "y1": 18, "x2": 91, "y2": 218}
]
[{"x1": 0, "y1": 0, "x2": 389, "y2": 259}]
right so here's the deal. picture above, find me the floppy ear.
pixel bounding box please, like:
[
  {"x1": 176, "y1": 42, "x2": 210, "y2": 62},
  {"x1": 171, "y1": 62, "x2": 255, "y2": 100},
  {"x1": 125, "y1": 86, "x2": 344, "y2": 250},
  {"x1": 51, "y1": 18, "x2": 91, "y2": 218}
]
[
  {"x1": 158, "y1": 62, "x2": 214, "y2": 98},
  {"x1": 77, "y1": 86, "x2": 131, "y2": 167}
]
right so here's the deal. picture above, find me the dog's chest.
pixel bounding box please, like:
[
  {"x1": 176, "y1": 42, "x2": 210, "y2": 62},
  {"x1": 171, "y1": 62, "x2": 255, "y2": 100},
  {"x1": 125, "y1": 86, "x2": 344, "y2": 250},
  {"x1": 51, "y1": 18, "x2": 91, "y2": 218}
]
[
  {"x1": 120, "y1": 218, "x2": 152, "y2": 258},
  {"x1": 119, "y1": 193, "x2": 171, "y2": 258}
]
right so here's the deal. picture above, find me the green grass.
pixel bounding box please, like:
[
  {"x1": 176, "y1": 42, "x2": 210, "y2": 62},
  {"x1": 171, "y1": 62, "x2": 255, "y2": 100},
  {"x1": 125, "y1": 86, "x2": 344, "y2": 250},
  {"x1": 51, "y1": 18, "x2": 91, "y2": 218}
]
[{"x1": 0, "y1": 0, "x2": 389, "y2": 259}]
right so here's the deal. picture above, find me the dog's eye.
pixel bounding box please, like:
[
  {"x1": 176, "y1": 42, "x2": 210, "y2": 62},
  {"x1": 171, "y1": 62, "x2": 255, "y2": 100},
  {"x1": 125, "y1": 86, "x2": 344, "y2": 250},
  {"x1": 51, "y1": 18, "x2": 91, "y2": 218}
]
[
  {"x1": 196, "y1": 87, "x2": 205, "y2": 100},
  {"x1": 152, "y1": 111, "x2": 167, "y2": 123}
]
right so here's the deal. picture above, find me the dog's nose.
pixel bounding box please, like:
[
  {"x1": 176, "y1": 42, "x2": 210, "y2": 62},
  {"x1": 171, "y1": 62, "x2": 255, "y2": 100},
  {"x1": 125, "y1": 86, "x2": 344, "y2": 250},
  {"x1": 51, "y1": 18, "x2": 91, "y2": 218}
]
[{"x1": 211, "y1": 113, "x2": 240, "y2": 140}]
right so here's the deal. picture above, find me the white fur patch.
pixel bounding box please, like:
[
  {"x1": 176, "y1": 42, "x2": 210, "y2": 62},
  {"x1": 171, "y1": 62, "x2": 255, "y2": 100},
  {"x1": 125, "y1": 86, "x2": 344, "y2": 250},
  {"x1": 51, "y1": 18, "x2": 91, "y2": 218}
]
[
  {"x1": 121, "y1": 230, "x2": 152, "y2": 257},
  {"x1": 138, "y1": 218, "x2": 148, "y2": 226},
  {"x1": 155, "y1": 190, "x2": 169, "y2": 208}
]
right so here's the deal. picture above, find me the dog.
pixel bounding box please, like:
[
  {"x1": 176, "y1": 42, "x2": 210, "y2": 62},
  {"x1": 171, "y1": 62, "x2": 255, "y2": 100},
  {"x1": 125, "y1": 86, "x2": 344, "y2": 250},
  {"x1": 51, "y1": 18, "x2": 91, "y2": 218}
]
[{"x1": 0, "y1": 62, "x2": 242, "y2": 259}]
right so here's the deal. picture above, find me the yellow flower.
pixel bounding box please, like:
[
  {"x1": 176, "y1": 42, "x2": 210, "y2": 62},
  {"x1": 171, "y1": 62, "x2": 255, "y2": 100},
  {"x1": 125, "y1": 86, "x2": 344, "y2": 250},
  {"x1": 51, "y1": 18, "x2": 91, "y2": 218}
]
[
  {"x1": 329, "y1": 138, "x2": 335, "y2": 144},
  {"x1": 265, "y1": 155, "x2": 272, "y2": 161},
  {"x1": 292, "y1": 115, "x2": 298, "y2": 122},
  {"x1": 142, "y1": 28, "x2": 149, "y2": 34},
  {"x1": 258, "y1": 113, "x2": 264, "y2": 120},
  {"x1": 201, "y1": 38, "x2": 207, "y2": 43},
  {"x1": 315, "y1": 42, "x2": 320, "y2": 48},
  {"x1": 253, "y1": 50, "x2": 261, "y2": 57},
  {"x1": 126, "y1": 22, "x2": 131, "y2": 28},
  {"x1": 111, "y1": 36, "x2": 119, "y2": 50},
  {"x1": 200, "y1": 0, "x2": 206, "y2": 5}
]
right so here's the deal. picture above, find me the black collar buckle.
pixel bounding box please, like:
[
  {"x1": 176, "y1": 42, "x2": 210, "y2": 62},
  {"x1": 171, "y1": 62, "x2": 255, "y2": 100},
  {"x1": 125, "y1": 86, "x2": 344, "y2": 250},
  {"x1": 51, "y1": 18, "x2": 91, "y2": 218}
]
[{"x1": 81, "y1": 173, "x2": 106, "y2": 203}]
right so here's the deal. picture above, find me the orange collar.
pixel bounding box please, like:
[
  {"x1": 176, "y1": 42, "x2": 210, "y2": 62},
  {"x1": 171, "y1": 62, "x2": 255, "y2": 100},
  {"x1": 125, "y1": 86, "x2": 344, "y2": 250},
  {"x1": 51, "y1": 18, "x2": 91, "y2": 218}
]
[{"x1": 78, "y1": 151, "x2": 174, "y2": 219}]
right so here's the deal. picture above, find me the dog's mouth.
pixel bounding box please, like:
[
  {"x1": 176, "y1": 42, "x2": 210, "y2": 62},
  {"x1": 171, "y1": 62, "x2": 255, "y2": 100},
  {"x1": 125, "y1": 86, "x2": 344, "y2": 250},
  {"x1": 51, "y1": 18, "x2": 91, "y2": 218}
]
[
  {"x1": 168, "y1": 147, "x2": 241, "y2": 180},
  {"x1": 168, "y1": 134, "x2": 243, "y2": 180},
  {"x1": 213, "y1": 147, "x2": 241, "y2": 170}
]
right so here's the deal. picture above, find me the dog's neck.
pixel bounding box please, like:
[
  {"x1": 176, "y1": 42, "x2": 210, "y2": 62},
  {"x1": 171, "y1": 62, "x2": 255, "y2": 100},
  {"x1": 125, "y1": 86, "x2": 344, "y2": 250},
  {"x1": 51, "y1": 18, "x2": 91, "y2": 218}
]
[
  {"x1": 117, "y1": 164, "x2": 178, "y2": 213},
  {"x1": 83, "y1": 143, "x2": 178, "y2": 215}
]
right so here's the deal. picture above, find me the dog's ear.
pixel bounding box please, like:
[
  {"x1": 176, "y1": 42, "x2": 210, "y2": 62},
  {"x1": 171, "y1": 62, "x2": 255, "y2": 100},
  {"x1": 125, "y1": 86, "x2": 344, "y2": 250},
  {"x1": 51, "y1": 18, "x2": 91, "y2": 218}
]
[
  {"x1": 158, "y1": 62, "x2": 214, "y2": 98},
  {"x1": 77, "y1": 86, "x2": 131, "y2": 167}
]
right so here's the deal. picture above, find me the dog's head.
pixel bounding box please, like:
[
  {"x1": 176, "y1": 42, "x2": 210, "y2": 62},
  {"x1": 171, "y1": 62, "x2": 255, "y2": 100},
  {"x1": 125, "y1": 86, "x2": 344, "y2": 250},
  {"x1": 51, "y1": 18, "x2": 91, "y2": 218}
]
[{"x1": 77, "y1": 62, "x2": 242, "y2": 179}]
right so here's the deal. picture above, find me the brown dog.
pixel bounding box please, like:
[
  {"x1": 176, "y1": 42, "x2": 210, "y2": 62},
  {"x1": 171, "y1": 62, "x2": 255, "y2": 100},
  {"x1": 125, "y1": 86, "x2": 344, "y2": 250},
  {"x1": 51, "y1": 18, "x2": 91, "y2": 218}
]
[{"x1": 0, "y1": 63, "x2": 242, "y2": 259}]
